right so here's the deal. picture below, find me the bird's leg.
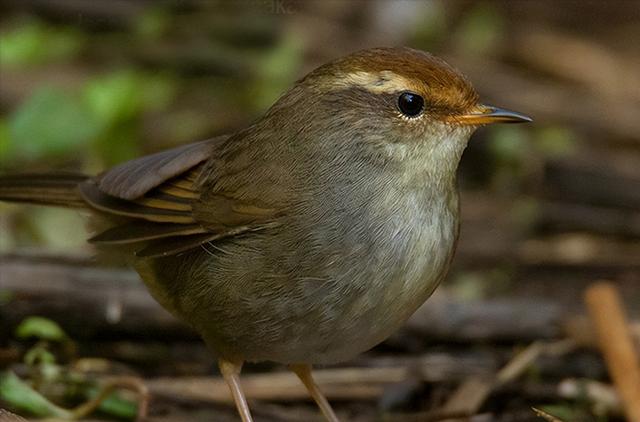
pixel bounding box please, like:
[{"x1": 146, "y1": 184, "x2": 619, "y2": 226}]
[
  {"x1": 218, "y1": 358, "x2": 253, "y2": 422},
  {"x1": 289, "y1": 363, "x2": 340, "y2": 422}
]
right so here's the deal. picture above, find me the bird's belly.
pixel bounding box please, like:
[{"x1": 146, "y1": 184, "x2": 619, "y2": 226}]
[
  {"x1": 291, "y1": 204, "x2": 459, "y2": 363},
  {"x1": 135, "y1": 196, "x2": 458, "y2": 365}
]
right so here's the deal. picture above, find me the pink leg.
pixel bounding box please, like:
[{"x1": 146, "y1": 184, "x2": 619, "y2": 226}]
[
  {"x1": 218, "y1": 358, "x2": 253, "y2": 422},
  {"x1": 289, "y1": 363, "x2": 340, "y2": 422}
]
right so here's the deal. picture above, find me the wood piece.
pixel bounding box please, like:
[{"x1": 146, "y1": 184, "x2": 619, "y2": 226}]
[
  {"x1": 147, "y1": 370, "x2": 383, "y2": 403},
  {"x1": 584, "y1": 281, "x2": 640, "y2": 422},
  {"x1": 516, "y1": 234, "x2": 640, "y2": 268},
  {"x1": 146, "y1": 358, "x2": 497, "y2": 404},
  {"x1": 531, "y1": 407, "x2": 563, "y2": 422},
  {"x1": 543, "y1": 161, "x2": 640, "y2": 211},
  {"x1": 0, "y1": 253, "x2": 195, "y2": 340},
  {"x1": 439, "y1": 340, "x2": 576, "y2": 420},
  {"x1": 440, "y1": 377, "x2": 493, "y2": 418},
  {"x1": 402, "y1": 293, "x2": 563, "y2": 342},
  {"x1": 439, "y1": 342, "x2": 545, "y2": 419},
  {"x1": 536, "y1": 201, "x2": 640, "y2": 238},
  {"x1": 2, "y1": 252, "x2": 639, "y2": 344},
  {"x1": 0, "y1": 251, "x2": 565, "y2": 342}
]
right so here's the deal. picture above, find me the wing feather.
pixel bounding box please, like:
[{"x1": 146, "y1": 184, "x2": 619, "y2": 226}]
[
  {"x1": 135, "y1": 232, "x2": 226, "y2": 258},
  {"x1": 89, "y1": 222, "x2": 207, "y2": 244},
  {"x1": 79, "y1": 182, "x2": 196, "y2": 224},
  {"x1": 79, "y1": 136, "x2": 280, "y2": 257},
  {"x1": 97, "y1": 138, "x2": 224, "y2": 200}
]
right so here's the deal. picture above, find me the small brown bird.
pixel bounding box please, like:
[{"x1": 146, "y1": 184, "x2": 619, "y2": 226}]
[{"x1": 0, "y1": 47, "x2": 530, "y2": 421}]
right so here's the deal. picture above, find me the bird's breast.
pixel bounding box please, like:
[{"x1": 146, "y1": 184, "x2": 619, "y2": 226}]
[
  {"x1": 349, "y1": 186, "x2": 459, "y2": 328},
  {"x1": 284, "y1": 179, "x2": 460, "y2": 363}
]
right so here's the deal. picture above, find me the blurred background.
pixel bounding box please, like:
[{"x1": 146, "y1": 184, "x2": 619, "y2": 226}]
[{"x1": 1, "y1": 1, "x2": 639, "y2": 421}]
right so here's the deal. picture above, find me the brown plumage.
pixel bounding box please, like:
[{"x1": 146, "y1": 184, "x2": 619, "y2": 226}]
[
  {"x1": 0, "y1": 173, "x2": 88, "y2": 208},
  {"x1": 307, "y1": 47, "x2": 479, "y2": 115},
  {"x1": 0, "y1": 47, "x2": 530, "y2": 422}
]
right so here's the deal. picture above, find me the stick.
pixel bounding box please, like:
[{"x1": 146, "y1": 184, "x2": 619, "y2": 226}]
[
  {"x1": 585, "y1": 281, "x2": 640, "y2": 422},
  {"x1": 146, "y1": 353, "x2": 498, "y2": 404}
]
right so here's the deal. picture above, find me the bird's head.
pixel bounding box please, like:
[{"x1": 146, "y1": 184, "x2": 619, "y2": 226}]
[{"x1": 262, "y1": 47, "x2": 531, "y2": 177}]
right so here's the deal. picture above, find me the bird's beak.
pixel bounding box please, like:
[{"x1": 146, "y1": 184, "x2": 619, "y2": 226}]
[{"x1": 451, "y1": 105, "x2": 532, "y2": 125}]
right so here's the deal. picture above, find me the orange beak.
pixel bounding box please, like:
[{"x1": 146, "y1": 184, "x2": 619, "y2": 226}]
[{"x1": 451, "y1": 105, "x2": 532, "y2": 125}]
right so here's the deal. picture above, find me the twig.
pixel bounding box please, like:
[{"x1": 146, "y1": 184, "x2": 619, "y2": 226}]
[
  {"x1": 409, "y1": 340, "x2": 575, "y2": 421},
  {"x1": 147, "y1": 353, "x2": 497, "y2": 404},
  {"x1": 584, "y1": 281, "x2": 640, "y2": 422},
  {"x1": 532, "y1": 407, "x2": 564, "y2": 422},
  {"x1": 148, "y1": 367, "x2": 407, "y2": 403},
  {"x1": 70, "y1": 376, "x2": 149, "y2": 421}
]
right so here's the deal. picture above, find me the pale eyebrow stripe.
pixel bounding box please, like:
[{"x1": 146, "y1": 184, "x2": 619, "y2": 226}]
[{"x1": 330, "y1": 70, "x2": 414, "y2": 93}]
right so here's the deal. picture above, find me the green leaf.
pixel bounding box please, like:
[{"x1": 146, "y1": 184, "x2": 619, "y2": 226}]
[
  {"x1": 538, "y1": 404, "x2": 580, "y2": 421},
  {"x1": 83, "y1": 71, "x2": 144, "y2": 127},
  {"x1": 135, "y1": 8, "x2": 170, "y2": 39},
  {"x1": 0, "y1": 20, "x2": 83, "y2": 67},
  {"x1": 94, "y1": 124, "x2": 140, "y2": 166},
  {"x1": 24, "y1": 346, "x2": 56, "y2": 366},
  {"x1": 454, "y1": 3, "x2": 504, "y2": 55},
  {"x1": 0, "y1": 371, "x2": 71, "y2": 418},
  {"x1": 15, "y1": 316, "x2": 67, "y2": 342},
  {"x1": 0, "y1": 119, "x2": 9, "y2": 160},
  {"x1": 7, "y1": 87, "x2": 100, "y2": 161},
  {"x1": 92, "y1": 389, "x2": 138, "y2": 420},
  {"x1": 0, "y1": 289, "x2": 13, "y2": 306},
  {"x1": 250, "y1": 32, "x2": 303, "y2": 111}
]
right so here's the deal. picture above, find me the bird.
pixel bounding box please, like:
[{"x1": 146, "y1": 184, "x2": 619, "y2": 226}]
[{"x1": 0, "y1": 47, "x2": 531, "y2": 421}]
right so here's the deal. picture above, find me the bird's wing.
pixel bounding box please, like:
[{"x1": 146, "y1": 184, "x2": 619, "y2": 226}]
[
  {"x1": 96, "y1": 139, "x2": 218, "y2": 200},
  {"x1": 79, "y1": 137, "x2": 279, "y2": 258}
]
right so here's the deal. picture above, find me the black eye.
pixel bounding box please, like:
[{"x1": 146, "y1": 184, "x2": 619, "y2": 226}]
[{"x1": 397, "y1": 92, "x2": 424, "y2": 118}]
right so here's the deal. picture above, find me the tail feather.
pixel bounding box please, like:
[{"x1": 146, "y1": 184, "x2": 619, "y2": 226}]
[{"x1": 0, "y1": 173, "x2": 89, "y2": 208}]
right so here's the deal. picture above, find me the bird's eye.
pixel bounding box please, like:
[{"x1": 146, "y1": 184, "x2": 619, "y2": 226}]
[{"x1": 397, "y1": 92, "x2": 424, "y2": 118}]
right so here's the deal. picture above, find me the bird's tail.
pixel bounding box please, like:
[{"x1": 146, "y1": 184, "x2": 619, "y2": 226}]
[{"x1": 0, "y1": 173, "x2": 89, "y2": 208}]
